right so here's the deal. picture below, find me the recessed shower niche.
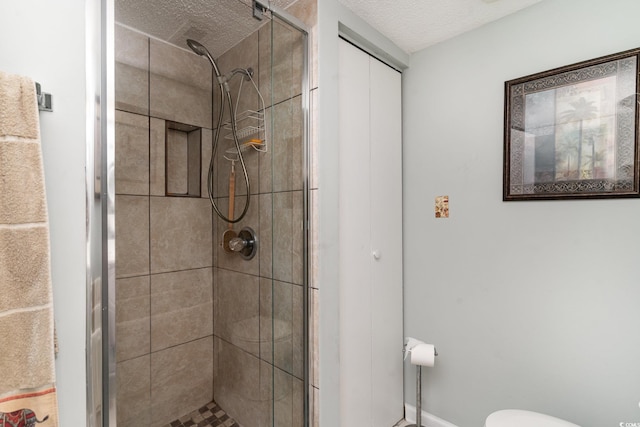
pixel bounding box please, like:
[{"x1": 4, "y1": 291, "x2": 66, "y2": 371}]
[{"x1": 165, "y1": 120, "x2": 202, "y2": 197}]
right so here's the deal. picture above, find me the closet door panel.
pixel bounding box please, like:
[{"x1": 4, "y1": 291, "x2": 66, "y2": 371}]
[
  {"x1": 369, "y1": 56, "x2": 403, "y2": 425},
  {"x1": 338, "y1": 39, "x2": 403, "y2": 426},
  {"x1": 338, "y1": 39, "x2": 373, "y2": 427}
]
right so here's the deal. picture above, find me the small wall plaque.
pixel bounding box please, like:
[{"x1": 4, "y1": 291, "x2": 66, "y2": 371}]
[{"x1": 435, "y1": 195, "x2": 449, "y2": 218}]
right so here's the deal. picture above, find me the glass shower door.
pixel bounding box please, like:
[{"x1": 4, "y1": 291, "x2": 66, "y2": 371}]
[
  {"x1": 264, "y1": 10, "x2": 309, "y2": 427},
  {"x1": 105, "y1": 1, "x2": 310, "y2": 425}
]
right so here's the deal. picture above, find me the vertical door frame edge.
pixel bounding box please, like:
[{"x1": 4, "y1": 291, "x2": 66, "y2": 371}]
[
  {"x1": 86, "y1": 0, "x2": 116, "y2": 425},
  {"x1": 258, "y1": 3, "x2": 312, "y2": 425}
]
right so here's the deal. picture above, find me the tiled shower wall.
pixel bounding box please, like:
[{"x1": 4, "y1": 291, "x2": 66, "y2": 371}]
[
  {"x1": 114, "y1": 0, "x2": 318, "y2": 425},
  {"x1": 115, "y1": 23, "x2": 215, "y2": 427}
]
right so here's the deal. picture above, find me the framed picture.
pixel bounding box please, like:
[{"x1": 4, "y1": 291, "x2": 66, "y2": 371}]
[{"x1": 504, "y1": 48, "x2": 640, "y2": 200}]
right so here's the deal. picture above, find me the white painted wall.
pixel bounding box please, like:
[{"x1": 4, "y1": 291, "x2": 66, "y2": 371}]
[
  {"x1": 317, "y1": 2, "x2": 343, "y2": 424},
  {"x1": 0, "y1": 1, "x2": 87, "y2": 426},
  {"x1": 403, "y1": 0, "x2": 640, "y2": 426}
]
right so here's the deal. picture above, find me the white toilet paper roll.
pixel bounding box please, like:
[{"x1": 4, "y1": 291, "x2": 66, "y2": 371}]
[{"x1": 410, "y1": 343, "x2": 436, "y2": 367}]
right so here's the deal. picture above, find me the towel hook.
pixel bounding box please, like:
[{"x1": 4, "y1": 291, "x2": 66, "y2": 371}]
[{"x1": 35, "y1": 82, "x2": 52, "y2": 112}]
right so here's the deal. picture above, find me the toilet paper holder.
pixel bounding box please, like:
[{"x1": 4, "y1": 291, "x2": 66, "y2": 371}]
[
  {"x1": 402, "y1": 343, "x2": 438, "y2": 358},
  {"x1": 403, "y1": 340, "x2": 437, "y2": 427}
]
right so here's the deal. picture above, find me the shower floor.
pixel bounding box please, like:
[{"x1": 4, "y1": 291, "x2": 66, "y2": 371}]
[{"x1": 166, "y1": 401, "x2": 240, "y2": 427}]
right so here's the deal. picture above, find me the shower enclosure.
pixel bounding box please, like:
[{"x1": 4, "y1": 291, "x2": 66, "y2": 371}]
[{"x1": 89, "y1": 1, "x2": 311, "y2": 425}]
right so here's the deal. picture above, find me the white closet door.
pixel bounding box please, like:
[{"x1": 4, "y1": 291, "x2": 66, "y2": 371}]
[
  {"x1": 369, "y1": 51, "x2": 403, "y2": 424},
  {"x1": 339, "y1": 40, "x2": 373, "y2": 426},
  {"x1": 338, "y1": 38, "x2": 403, "y2": 427}
]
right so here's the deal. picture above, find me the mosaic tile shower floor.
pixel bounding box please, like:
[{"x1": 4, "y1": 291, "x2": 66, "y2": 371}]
[{"x1": 166, "y1": 401, "x2": 241, "y2": 427}]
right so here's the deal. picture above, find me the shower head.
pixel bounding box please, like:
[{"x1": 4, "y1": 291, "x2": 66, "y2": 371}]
[
  {"x1": 186, "y1": 39, "x2": 208, "y2": 57},
  {"x1": 186, "y1": 39, "x2": 222, "y2": 78}
]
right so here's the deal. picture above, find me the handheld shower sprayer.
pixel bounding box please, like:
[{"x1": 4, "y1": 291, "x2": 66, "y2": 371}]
[
  {"x1": 186, "y1": 38, "x2": 251, "y2": 224},
  {"x1": 186, "y1": 39, "x2": 221, "y2": 75}
]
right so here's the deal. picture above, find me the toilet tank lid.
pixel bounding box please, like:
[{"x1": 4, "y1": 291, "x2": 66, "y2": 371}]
[{"x1": 486, "y1": 410, "x2": 580, "y2": 427}]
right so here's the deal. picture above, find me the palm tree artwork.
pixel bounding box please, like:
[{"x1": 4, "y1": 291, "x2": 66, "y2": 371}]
[{"x1": 557, "y1": 97, "x2": 598, "y2": 180}]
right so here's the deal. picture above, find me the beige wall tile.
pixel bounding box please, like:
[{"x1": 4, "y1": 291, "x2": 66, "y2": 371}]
[
  {"x1": 292, "y1": 374, "x2": 304, "y2": 427},
  {"x1": 310, "y1": 288, "x2": 319, "y2": 388},
  {"x1": 213, "y1": 337, "x2": 266, "y2": 427},
  {"x1": 201, "y1": 128, "x2": 212, "y2": 199},
  {"x1": 259, "y1": 279, "x2": 298, "y2": 369},
  {"x1": 273, "y1": 281, "x2": 294, "y2": 375},
  {"x1": 149, "y1": 39, "x2": 212, "y2": 129},
  {"x1": 116, "y1": 275, "x2": 150, "y2": 362},
  {"x1": 212, "y1": 197, "x2": 219, "y2": 269},
  {"x1": 292, "y1": 191, "x2": 304, "y2": 286},
  {"x1": 286, "y1": 0, "x2": 318, "y2": 90},
  {"x1": 272, "y1": 99, "x2": 293, "y2": 193},
  {"x1": 312, "y1": 386, "x2": 319, "y2": 427},
  {"x1": 150, "y1": 336, "x2": 213, "y2": 426},
  {"x1": 115, "y1": 195, "x2": 149, "y2": 278},
  {"x1": 117, "y1": 355, "x2": 151, "y2": 427},
  {"x1": 149, "y1": 118, "x2": 166, "y2": 196},
  {"x1": 291, "y1": 99, "x2": 304, "y2": 193},
  {"x1": 115, "y1": 24, "x2": 149, "y2": 115},
  {"x1": 310, "y1": 88, "x2": 318, "y2": 190},
  {"x1": 115, "y1": 24, "x2": 148, "y2": 82},
  {"x1": 291, "y1": 27, "x2": 305, "y2": 97},
  {"x1": 272, "y1": 191, "x2": 293, "y2": 283},
  {"x1": 310, "y1": 189, "x2": 318, "y2": 289},
  {"x1": 259, "y1": 360, "x2": 274, "y2": 427},
  {"x1": 259, "y1": 277, "x2": 273, "y2": 363},
  {"x1": 216, "y1": 31, "x2": 260, "y2": 128},
  {"x1": 260, "y1": 279, "x2": 303, "y2": 379},
  {"x1": 263, "y1": 97, "x2": 304, "y2": 193},
  {"x1": 258, "y1": 106, "x2": 273, "y2": 194},
  {"x1": 258, "y1": 194, "x2": 273, "y2": 279},
  {"x1": 151, "y1": 268, "x2": 213, "y2": 351},
  {"x1": 150, "y1": 197, "x2": 212, "y2": 273},
  {"x1": 116, "y1": 110, "x2": 149, "y2": 195},
  {"x1": 273, "y1": 367, "x2": 303, "y2": 427},
  {"x1": 116, "y1": 62, "x2": 150, "y2": 117},
  {"x1": 292, "y1": 283, "x2": 304, "y2": 379},
  {"x1": 213, "y1": 268, "x2": 259, "y2": 356},
  {"x1": 259, "y1": 20, "x2": 304, "y2": 107},
  {"x1": 311, "y1": 12, "x2": 318, "y2": 91},
  {"x1": 257, "y1": 25, "x2": 272, "y2": 108}
]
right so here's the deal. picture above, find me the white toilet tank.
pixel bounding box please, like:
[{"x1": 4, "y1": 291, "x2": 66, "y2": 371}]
[{"x1": 485, "y1": 410, "x2": 580, "y2": 427}]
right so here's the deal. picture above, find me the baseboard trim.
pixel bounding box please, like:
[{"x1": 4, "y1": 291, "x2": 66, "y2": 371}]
[{"x1": 404, "y1": 404, "x2": 459, "y2": 427}]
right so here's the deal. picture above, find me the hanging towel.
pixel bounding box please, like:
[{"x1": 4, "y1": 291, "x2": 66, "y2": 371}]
[{"x1": 0, "y1": 71, "x2": 59, "y2": 426}]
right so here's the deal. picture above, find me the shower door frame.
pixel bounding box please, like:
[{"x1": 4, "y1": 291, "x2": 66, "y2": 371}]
[
  {"x1": 263, "y1": 5, "x2": 312, "y2": 426},
  {"x1": 86, "y1": 0, "x2": 116, "y2": 425},
  {"x1": 86, "y1": 0, "x2": 311, "y2": 426}
]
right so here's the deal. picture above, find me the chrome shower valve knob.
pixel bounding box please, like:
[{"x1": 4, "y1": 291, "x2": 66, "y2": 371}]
[
  {"x1": 229, "y1": 236, "x2": 248, "y2": 252},
  {"x1": 228, "y1": 227, "x2": 258, "y2": 260}
]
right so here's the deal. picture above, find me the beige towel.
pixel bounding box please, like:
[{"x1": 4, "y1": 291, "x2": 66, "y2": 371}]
[{"x1": 0, "y1": 71, "x2": 59, "y2": 426}]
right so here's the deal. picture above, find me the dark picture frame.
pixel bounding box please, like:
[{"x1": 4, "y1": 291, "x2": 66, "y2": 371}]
[{"x1": 503, "y1": 48, "x2": 640, "y2": 200}]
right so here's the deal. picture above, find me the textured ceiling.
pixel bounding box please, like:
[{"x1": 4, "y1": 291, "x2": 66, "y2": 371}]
[
  {"x1": 115, "y1": 0, "x2": 298, "y2": 57},
  {"x1": 115, "y1": 0, "x2": 544, "y2": 57},
  {"x1": 338, "y1": 0, "x2": 544, "y2": 53}
]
